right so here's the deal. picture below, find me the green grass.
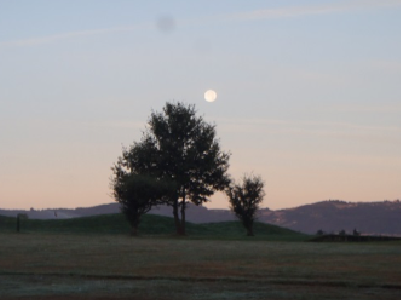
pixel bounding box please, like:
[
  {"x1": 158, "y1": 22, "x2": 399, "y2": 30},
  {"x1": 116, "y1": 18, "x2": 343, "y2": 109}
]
[{"x1": 0, "y1": 213, "x2": 308, "y2": 241}]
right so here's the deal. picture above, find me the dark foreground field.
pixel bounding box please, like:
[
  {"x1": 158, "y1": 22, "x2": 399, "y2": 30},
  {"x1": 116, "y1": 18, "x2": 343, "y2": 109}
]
[
  {"x1": 1, "y1": 213, "x2": 401, "y2": 299},
  {"x1": 1, "y1": 233, "x2": 401, "y2": 299}
]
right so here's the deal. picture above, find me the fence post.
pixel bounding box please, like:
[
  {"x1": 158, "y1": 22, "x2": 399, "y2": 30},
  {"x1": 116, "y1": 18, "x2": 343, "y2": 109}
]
[{"x1": 16, "y1": 213, "x2": 28, "y2": 233}]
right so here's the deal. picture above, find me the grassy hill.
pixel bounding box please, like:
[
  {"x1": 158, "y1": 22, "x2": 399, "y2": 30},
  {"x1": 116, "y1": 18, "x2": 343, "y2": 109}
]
[{"x1": 0, "y1": 213, "x2": 308, "y2": 241}]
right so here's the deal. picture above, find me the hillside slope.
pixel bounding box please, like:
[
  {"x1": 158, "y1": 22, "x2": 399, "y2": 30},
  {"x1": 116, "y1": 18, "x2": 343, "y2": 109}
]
[{"x1": 0, "y1": 213, "x2": 306, "y2": 240}]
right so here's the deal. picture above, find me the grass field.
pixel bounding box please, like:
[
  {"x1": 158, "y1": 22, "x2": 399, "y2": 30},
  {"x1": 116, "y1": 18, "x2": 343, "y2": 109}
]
[
  {"x1": 0, "y1": 213, "x2": 308, "y2": 240},
  {"x1": 1, "y1": 214, "x2": 401, "y2": 299}
]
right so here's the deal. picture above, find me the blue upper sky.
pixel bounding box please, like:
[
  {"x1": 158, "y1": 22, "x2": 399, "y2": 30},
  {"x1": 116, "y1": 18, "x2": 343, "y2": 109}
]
[{"x1": 1, "y1": 0, "x2": 400, "y2": 210}]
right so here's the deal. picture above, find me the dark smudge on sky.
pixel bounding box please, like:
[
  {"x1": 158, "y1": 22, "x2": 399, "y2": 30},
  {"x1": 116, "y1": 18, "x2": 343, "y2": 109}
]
[{"x1": 156, "y1": 15, "x2": 175, "y2": 33}]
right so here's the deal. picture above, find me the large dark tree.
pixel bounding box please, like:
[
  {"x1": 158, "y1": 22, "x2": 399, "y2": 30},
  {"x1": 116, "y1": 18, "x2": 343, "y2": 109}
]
[
  {"x1": 114, "y1": 102, "x2": 230, "y2": 235},
  {"x1": 226, "y1": 175, "x2": 265, "y2": 236}
]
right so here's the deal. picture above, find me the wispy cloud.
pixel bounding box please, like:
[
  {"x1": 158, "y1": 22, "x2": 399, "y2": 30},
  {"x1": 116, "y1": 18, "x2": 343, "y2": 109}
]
[
  {"x1": 368, "y1": 60, "x2": 401, "y2": 73},
  {"x1": 216, "y1": 117, "x2": 401, "y2": 137},
  {"x1": 80, "y1": 120, "x2": 147, "y2": 129},
  {"x1": 0, "y1": 25, "x2": 147, "y2": 48},
  {"x1": 2, "y1": 0, "x2": 401, "y2": 48},
  {"x1": 327, "y1": 103, "x2": 401, "y2": 113},
  {"x1": 221, "y1": 0, "x2": 401, "y2": 22}
]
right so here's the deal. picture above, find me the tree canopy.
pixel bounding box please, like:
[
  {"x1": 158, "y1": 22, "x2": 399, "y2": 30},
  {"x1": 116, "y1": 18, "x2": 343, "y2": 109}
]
[
  {"x1": 111, "y1": 171, "x2": 177, "y2": 235},
  {"x1": 112, "y1": 102, "x2": 231, "y2": 235}
]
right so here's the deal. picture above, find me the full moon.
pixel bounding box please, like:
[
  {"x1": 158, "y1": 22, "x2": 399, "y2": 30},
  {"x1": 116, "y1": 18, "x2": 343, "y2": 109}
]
[{"x1": 204, "y1": 90, "x2": 217, "y2": 102}]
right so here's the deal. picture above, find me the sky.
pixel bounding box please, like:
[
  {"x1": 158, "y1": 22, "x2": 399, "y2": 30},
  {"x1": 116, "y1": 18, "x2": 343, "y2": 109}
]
[{"x1": 1, "y1": 0, "x2": 400, "y2": 210}]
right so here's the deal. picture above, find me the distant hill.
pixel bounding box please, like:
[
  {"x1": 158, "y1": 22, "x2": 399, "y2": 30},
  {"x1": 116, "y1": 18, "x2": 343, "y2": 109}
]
[
  {"x1": 257, "y1": 200, "x2": 401, "y2": 236},
  {"x1": 0, "y1": 203, "x2": 121, "y2": 219},
  {"x1": 2, "y1": 199, "x2": 401, "y2": 235},
  {"x1": 0, "y1": 202, "x2": 237, "y2": 223}
]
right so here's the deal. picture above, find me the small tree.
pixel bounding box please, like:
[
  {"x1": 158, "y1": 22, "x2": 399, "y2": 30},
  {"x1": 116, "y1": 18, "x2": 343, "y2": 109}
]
[
  {"x1": 226, "y1": 174, "x2": 265, "y2": 236},
  {"x1": 111, "y1": 172, "x2": 177, "y2": 236}
]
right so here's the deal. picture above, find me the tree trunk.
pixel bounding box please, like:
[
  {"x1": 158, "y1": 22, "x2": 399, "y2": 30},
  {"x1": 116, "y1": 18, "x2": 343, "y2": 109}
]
[
  {"x1": 131, "y1": 226, "x2": 138, "y2": 236},
  {"x1": 180, "y1": 193, "x2": 186, "y2": 236},
  {"x1": 247, "y1": 225, "x2": 254, "y2": 236},
  {"x1": 172, "y1": 198, "x2": 181, "y2": 235}
]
